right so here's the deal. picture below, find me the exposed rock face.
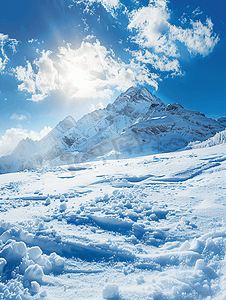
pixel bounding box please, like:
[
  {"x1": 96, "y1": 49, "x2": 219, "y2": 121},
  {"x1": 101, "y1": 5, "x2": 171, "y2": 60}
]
[{"x1": 0, "y1": 87, "x2": 225, "y2": 173}]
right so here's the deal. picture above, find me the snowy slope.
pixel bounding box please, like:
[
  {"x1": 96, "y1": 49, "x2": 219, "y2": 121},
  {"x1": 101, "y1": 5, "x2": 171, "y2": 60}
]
[
  {"x1": 187, "y1": 128, "x2": 226, "y2": 149},
  {"x1": 1, "y1": 143, "x2": 226, "y2": 299},
  {"x1": 0, "y1": 87, "x2": 225, "y2": 174}
]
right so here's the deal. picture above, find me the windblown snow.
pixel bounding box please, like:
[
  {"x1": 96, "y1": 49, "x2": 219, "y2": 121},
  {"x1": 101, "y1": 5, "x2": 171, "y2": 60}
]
[
  {"x1": 1, "y1": 142, "x2": 226, "y2": 299},
  {"x1": 0, "y1": 87, "x2": 225, "y2": 174}
]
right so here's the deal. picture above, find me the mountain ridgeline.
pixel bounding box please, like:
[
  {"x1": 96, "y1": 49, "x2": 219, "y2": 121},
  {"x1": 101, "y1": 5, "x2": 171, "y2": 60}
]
[{"x1": 0, "y1": 87, "x2": 225, "y2": 174}]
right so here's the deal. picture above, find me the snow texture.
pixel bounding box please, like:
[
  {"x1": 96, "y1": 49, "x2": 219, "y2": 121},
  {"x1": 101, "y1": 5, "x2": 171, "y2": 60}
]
[
  {"x1": 1, "y1": 140, "x2": 226, "y2": 299},
  {"x1": 102, "y1": 284, "x2": 119, "y2": 299}
]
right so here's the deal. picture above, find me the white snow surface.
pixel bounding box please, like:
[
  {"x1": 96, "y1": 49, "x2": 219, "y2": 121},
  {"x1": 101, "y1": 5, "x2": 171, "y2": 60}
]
[
  {"x1": 0, "y1": 87, "x2": 225, "y2": 174},
  {"x1": 1, "y1": 143, "x2": 226, "y2": 299}
]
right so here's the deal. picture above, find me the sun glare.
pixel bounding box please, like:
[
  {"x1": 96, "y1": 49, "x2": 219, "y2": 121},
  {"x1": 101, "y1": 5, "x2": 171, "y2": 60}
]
[{"x1": 67, "y1": 67, "x2": 88, "y2": 90}]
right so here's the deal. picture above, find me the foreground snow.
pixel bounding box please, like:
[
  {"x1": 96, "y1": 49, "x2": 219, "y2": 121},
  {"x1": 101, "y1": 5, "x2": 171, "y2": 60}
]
[{"x1": 1, "y1": 144, "x2": 226, "y2": 299}]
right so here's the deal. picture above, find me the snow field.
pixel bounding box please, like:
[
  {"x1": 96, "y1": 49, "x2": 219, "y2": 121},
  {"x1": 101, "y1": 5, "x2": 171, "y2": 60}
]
[{"x1": 0, "y1": 144, "x2": 226, "y2": 299}]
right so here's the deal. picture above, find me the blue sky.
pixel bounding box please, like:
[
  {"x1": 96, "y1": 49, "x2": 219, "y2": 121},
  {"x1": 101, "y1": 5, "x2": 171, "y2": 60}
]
[{"x1": 0, "y1": 0, "x2": 225, "y2": 156}]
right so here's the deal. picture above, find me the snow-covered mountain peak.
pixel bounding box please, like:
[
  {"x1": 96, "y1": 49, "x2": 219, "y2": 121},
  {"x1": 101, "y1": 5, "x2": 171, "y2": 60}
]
[
  {"x1": 113, "y1": 86, "x2": 162, "y2": 106},
  {"x1": 0, "y1": 86, "x2": 225, "y2": 174},
  {"x1": 38, "y1": 115, "x2": 77, "y2": 149},
  {"x1": 107, "y1": 87, "x2": 163, "y2": 117},
  {"x1": 12, "y1": 137, "x2": 38, "y2": 156},
  {"x1": 56, "y1": 115, "x2": 76, "y2": 132},
  {"x1": 135, "y1": 87, "x2": 163, "y2": 105},
  {"x1": 117, "y1": 86, "x2": 139, "y2": 98}
]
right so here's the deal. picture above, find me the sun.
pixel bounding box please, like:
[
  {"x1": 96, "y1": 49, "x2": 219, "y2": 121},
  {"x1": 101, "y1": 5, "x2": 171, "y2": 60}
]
[{"x1": 67, "y1": 67, "x2": 88, "y2": 90}]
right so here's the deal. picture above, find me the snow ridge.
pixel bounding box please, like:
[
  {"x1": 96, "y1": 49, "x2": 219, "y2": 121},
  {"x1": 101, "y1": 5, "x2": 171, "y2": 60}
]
[{"x1": 0, "y1": 86, "x2": 225, "y2": 174}]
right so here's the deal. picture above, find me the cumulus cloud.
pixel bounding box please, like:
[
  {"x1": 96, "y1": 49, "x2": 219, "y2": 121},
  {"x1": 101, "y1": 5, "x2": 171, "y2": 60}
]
[
  {"x1": 14, "y1": 38, "x2": 159, "y2": 101},
  {"x1": 0, "y1": 126, "x2": 52, "y2": 157},
  {"x1": 128, "y1": 0, "x2": 219, "y2": 58},
  {"x1": 11, "y1": 1, "x2": 220, "y2": 102},
  {"x1": 170, "y1": 18, "x2": 219, "y2": 57},
  {"x1": 16, "y1": 62, "x2": 36, "y2": 94},
  {"x1": 128, "y1": 0, "x2": 178, "y2": 57},
  {"x1": 15, "y1": 51, "x2": 60, "y2": 102},
  {"x1": 127, "y1": 0, "x2": 219, "y2": 79}
]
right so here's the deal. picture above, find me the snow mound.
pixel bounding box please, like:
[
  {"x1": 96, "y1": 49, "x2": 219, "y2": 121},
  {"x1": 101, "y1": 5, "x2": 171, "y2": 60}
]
[
  {"x1": 102, "y1": 284, "x2": 119, "y2": 299},
  {"x1": 25, "y1": 264, "x2": 44, "y2": 282}
]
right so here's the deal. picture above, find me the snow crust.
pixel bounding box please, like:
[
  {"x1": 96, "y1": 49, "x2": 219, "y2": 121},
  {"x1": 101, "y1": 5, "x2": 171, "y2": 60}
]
[{"x1": 1, "y1": 142, "x2": 226, "y2": 299}]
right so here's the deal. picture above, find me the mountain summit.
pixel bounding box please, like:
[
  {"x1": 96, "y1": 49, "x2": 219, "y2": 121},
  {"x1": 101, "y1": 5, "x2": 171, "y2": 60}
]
[{"x1": 0, "y1": 87, "x2": 225, "y2": 174}]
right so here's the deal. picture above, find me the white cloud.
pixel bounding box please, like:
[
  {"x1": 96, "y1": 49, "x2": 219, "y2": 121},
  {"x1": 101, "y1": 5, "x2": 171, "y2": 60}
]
[
  {"x1": 28, "y1": 94, "x2": 48, "y2": 102},
  {"x1": 57, "y1": 39, "x2": 140, "y2": 97},
  {"x1": 192, "y1": 7, "x2": 203, "y2": 17},
  {"x1": 28, "y1": 38, "x2": 38, "y2": 44},
  {"x1": 13, "y1": 1, "x2": 219, "y2": 103},
  {"x1": 29, "y1": 126, "x2": 52, "y2": 140},
  {"x1": 16, "y1": 62, "x2": 36, "y2": 93},
  {"x1": 131, "y1": 49, "x2": 182, "y2": 74},
  {"x1": 34, "y1": 50, "x2": 60, "y2": 94},
  {"x1": 76, "y1": 0, "x2": 120, "y2": 16},
  {"x1": 10, "y1": 113, "x2": 28, "y2": 121},
  {"x1": 128, "y1": 0, "x2": 219, "y2": 58},
  {"x1": 128, "y1": 0, "x2": 178, "y2": 57},
  {"x1": 14, "y1": 38, "x2": 160, "y2": 101},
  {"x1": 0, "y1": 126, "x2": 52, "y2": 157},
  {"x1": 15, "y1": 50, "x2": 60, "y2": 101},
  {"x1": 0, "y1": 33, "x2": 19, "y2": 71},
  {"x1": 0, "y1": 33, "x2": 10, "y2": 71},
  {"x1": 97, "y1": 0, "x2": 120, "y2": 12},
  {"x1": 89, "y1": 101, "x2": 105, "y2": 112},
  {"x1": 170, "y1": 18, "x2": 220, "y2": 57},
  {"x1": 127, "y1": 0, "x2": 219, "y2": 76}
]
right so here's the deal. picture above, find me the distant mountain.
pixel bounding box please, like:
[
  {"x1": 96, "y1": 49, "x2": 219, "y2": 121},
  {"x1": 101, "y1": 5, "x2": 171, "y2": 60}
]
[{"x1": 0, "y1": 87, "x2": 225, "y2": 174}]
